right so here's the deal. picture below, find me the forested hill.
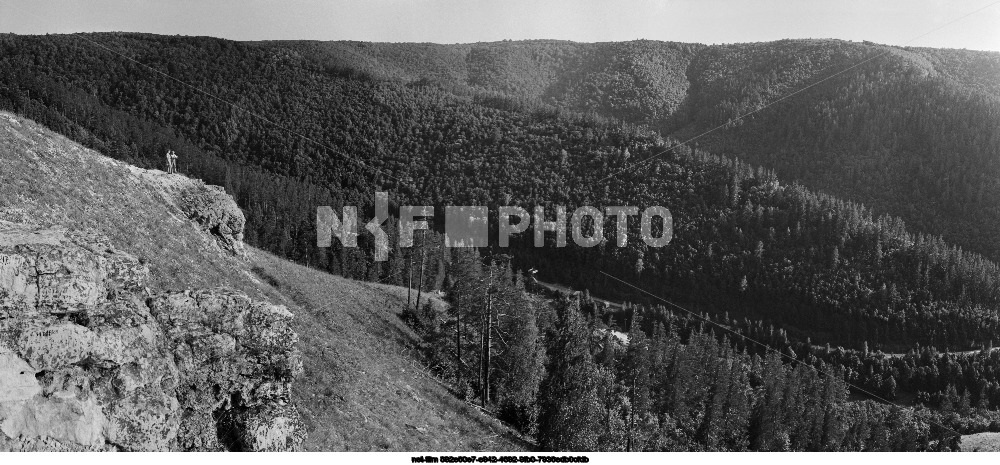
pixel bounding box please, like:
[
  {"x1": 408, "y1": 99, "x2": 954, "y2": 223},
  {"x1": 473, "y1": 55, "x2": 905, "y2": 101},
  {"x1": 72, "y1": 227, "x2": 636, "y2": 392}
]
[
  {"x1": 268, "y1": 39, "x2": 701, "y2": 129},
  {"x1": 2, "y1": 33, "x2": 1000, "y2": 353},
  {"x1": 271, "y1": 38, "x2": 1000, "y2": 264}
]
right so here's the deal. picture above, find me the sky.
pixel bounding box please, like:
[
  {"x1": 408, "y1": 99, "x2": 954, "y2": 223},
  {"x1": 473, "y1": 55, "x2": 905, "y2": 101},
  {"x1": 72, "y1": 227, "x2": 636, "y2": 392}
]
[{"x1": 1, "y1": 0, "x2": 999, "y2": 52}]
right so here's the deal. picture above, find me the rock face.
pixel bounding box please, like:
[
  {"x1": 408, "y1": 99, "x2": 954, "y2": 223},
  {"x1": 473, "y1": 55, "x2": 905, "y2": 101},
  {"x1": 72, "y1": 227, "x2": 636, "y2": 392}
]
[
  {"x1": 127, "y1": 167, "x2": 249, "y2": 260},
  {"x1": 178, "y1": 184, "x2": 248, "y2": 259},
  {"x1": 0, "y1": 221, "x2": 304, "y2": 451},
  {"x1": 148, "y1": 289, "x2": 304, "y2": 451}
]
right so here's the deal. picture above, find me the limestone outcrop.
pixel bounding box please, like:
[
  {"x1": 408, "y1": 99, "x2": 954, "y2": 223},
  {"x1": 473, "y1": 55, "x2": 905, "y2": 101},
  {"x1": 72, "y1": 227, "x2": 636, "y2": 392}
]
[
  {"x1": 148, "y1": 289, "x2": 304, "y2": 451},
  {"x1": 178, "y1": 184, "x2": 248, "y2": 259},
  {"x1": 128, "y1": 167, "x2": 248, "y2": 260},
  {"x1": 0, "y1": 221, "x2": 304, "y2": 451}
]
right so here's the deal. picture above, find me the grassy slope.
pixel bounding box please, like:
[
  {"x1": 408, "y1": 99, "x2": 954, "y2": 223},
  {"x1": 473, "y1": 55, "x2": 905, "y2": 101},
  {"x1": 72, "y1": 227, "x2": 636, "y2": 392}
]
[
  {"x1": 250, "y1": 248, "x2": 528, "y2": 451},
  {"x1": 0, "y1": 110, "x2": 526, "y2": 451},
  {"x1": 0, "y1": 111, "x2": 258, "y2": 294},
  {"x1": 961, "y1": 432, "x2": 1000, "y2": 452}
]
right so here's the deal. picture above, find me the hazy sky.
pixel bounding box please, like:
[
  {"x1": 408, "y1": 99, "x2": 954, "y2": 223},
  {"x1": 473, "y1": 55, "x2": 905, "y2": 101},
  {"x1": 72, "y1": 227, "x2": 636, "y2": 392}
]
[{"x1": 2, "y1": 0, "x2": 999, "y2": 52}]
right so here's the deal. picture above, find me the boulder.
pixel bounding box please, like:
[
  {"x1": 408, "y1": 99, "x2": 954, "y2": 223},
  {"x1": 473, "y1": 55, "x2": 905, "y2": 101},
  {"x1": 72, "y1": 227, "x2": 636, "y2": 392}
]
[
  {"x1": 0, "y1": 224, "x2": 304, "y2": 451},
  {"x1": 179, "y1": 185, "x2": 248, "y2": 259},
  {"x1": 129, "y1": 169, "x2": 249, "y2": 260},
  {"x1": 148, "y1": 288, "x2": 304, "y2": 451},
  {"x1": 0, "y1": 223, "x2": 149, "y2": 317}
]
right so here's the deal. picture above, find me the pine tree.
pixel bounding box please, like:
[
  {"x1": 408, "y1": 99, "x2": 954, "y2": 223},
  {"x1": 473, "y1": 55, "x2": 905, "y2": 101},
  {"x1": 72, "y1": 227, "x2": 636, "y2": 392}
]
[
  {"x1": 622, "y1": 310, "x2": 652, "y2": 451},
  {"x1": 495, "y1": 271, "x2": 545, "y2": 432},
  {"x1": 446, "y1": 248, "x2": 484, "y2": 393},
  {"x1": 537, "y1": 298, "x2": 602, "y2": 451}
]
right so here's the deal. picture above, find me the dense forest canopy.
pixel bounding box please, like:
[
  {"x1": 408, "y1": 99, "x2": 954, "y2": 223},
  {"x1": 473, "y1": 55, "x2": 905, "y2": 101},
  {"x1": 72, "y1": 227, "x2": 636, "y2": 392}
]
[
  {"x1": 275, "y1": 38, "x2": 1000, "y2": 264},
  {"x1": 4, "y1": 33, "x2": 1000, "y2": 349},
  {"x1": 2, "y1": 32, "x2": 1000, "y2": 450}
]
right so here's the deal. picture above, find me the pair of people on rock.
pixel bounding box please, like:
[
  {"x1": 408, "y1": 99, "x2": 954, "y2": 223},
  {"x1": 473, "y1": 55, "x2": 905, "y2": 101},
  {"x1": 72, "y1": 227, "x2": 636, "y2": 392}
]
[{"x1": 166, "y1": 150, "x2": 178, "y2": 174}]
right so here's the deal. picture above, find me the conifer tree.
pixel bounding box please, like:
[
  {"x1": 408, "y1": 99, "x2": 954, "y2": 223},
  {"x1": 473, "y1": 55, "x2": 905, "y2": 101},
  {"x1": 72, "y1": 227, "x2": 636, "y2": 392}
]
[{"x1": 537, "y1": 298, "x2": 602, "y2": 451}]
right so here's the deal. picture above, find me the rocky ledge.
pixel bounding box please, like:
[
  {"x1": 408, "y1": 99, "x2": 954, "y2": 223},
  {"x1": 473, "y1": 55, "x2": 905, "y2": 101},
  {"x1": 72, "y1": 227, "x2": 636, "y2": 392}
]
[
  {"x1": 0, "y1": 221, "x2": 304, "y2": 451},
  {"x1": 177, "y1": 184, "x2": 248, "y2": 259}
]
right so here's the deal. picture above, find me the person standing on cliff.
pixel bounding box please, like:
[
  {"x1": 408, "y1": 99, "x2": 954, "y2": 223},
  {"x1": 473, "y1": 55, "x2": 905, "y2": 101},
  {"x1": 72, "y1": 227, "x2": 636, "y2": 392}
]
[{"x1": 166, "y1": 150, "x2": 178, "y2": 174}]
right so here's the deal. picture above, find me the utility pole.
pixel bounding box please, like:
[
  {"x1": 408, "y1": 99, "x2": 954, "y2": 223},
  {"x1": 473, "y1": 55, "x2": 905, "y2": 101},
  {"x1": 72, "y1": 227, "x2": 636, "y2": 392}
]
[
  {"x1": 407, "y1": 249, "x2": 412, "y2": 310},
  {"x1": 481, "y1": 263, "x2": 494, "y2": 407},
  {"x1": 627, "y1": 376, "x2": 635, "y2": 452},
  {"x1": 455, "y1": 287, "x2": 462, "y2": 389},
  {"x1": 415, "y1": 230, "x2": 427, "y2": 313}
]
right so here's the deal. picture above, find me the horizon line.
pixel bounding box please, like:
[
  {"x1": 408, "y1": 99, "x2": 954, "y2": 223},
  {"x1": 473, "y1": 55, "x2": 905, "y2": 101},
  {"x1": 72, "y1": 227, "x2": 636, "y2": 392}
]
[{"x1": 4, "y1": 31, "x2": 999, "y2": 53}]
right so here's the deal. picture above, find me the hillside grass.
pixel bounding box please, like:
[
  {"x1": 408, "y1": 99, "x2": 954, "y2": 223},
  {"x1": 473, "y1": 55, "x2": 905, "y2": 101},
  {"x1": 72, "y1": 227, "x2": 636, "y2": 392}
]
[
  {"x1": 0, "y1": 111, "x2": 257, "y2": 294},
  {"x1": 250, "y1": 248, "x2": 530, "y2": 451},
  {"x1": 961, "y1": 432, "x2": 1000, "y2": 452},
  {"x1": 0, "y1": 111, "x2": 523, "y2": 451}
]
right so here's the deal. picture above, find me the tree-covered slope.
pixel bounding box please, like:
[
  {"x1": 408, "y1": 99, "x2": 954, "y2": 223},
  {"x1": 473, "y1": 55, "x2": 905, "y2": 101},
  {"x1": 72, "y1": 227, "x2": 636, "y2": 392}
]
[
  {"x1": 274, "y1": 39, "x2": 700, "y2": 128},
  {"x1": 674, "y1": 40, "x2": 1000, "y2": 264},
  {"x1": 277, "y1": 38, "x2": 1000, "y2": 265},
  {"x1": 2, "y1": 33, "x2": 1000, "y2": 353}
]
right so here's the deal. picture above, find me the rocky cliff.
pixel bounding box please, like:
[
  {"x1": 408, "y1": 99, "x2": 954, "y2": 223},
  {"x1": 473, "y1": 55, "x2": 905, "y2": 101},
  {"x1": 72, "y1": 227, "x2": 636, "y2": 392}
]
[
  {"x1": 132, "y1": 168, "x2": 249, "y2": 260},
  {"x1": 0, "y1": 110, "x2": 530, "y2": 452},
  {"x1": 0, "y1": 215, "x2": 303, "y2": 451},
  {"x1": 0, "y1": 111, "x2": 304, "y2": 451}
]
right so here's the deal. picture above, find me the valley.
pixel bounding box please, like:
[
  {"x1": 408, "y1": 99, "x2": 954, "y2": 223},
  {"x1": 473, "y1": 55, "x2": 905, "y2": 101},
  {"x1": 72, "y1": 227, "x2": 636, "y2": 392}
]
[{"x1": 2, "y1": 33, "x2": 1000, "y2": 450}]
